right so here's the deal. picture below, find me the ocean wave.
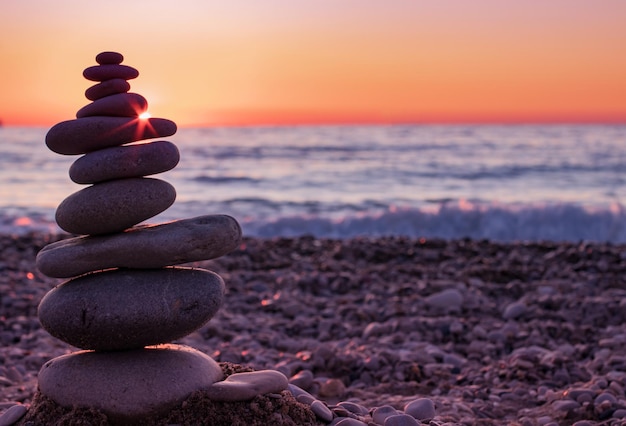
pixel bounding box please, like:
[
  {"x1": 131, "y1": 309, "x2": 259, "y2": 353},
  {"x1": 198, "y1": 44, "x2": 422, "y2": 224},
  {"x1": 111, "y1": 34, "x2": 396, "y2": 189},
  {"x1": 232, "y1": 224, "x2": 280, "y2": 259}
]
[{"x1": 241, "y1": 201, "x2": 626, "y2": 243}]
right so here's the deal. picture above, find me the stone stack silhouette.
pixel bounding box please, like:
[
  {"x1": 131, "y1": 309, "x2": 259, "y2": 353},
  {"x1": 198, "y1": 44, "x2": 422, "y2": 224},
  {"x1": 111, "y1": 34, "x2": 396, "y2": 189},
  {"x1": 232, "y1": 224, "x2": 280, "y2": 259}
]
[{"x1": 33, "y1": 52, "x2": 248, "y2": 423}]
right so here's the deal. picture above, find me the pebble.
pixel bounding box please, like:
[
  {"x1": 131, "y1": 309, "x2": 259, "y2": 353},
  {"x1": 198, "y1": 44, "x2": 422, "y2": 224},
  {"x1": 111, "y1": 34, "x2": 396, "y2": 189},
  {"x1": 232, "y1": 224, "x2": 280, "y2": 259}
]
[
  {"x1": 55, "y1": 177, "x2": 176, "y2": 235},
  {"x1": 289, "y1": 369, "x2": 314, "y2": 390},
  {"x1": 503, "y1": 301, "x2": 527, "y2": 320},
  {"x1": 83, "y1": 64, "x2": 139, "y2": 81},
  {"x1": 404, "y1": 398, "x2": 436, "y2": 421},
  {"x1": 0, "y1": 404, "x2": 27, "y2": 426},
  {"x1": 203, "y1": 370, "x2": 288, "y2": 402},
  {"x1": 384, "y1": 414, "x2": 420, "y2": 426},
  {"x1": 46, "y1": 116, "x2": 177, "y2": 154},
  {"x1": 38, "y1": 344, "x2": 223, "y2": 423},
  {"x1": 336, "y1": 401, "x2": 370, "y2": 415},
  {"x1": 310, "y1": 399, "x2": 334, "y2": 422},
  {"x1": 372, "y1": 405, "x2": 399, "y2": 424},
  {"x1": 37, "y1": 214, "x2": 242, "y2": 278},
  {"x1": 69, "y1": 140, "x2": 180, "y2": 184},
  {"x1": 424, "y1": 288, "x2": 463, "y2": 310},
  {"x1": 332, "y1": 419, "x2": 368, "y2": 426},
  {"x1": 85, "y1": 78, "x2": 131, "y2": 100},
  {"x1": 38, "y1": 267, "x2": 224, "y2": 350},
  {"x1": 76, "y1": 92, "x2": 148, "y2": 118},
  {"x1": 95, "y1": 51, "x2": 124, "y2": 65}
]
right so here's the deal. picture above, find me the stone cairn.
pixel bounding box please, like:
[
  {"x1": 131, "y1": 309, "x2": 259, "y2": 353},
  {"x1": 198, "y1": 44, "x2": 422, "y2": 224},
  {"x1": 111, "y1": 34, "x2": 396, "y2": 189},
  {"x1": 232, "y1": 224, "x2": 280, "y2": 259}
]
[{"x1": 32, "y1": 51, "x2": 289, "y2": 423}]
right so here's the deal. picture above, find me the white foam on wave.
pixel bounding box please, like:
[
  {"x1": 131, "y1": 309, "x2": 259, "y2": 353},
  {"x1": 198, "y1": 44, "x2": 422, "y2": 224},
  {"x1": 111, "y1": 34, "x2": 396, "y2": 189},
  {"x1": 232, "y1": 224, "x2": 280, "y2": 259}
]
[{"x1": 242, "y1": 200, "x2": 626, "y2": 243}]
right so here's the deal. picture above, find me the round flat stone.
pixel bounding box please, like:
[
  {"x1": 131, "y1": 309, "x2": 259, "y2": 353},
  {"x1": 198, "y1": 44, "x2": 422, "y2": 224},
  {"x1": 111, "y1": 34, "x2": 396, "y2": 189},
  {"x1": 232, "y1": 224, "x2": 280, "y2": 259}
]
[
  {"x1": 85, "y1": 78, "x2": 131, "y2": 101},
  {"x1": 38, "y1": 344, "x2": 223, "y2": 424},
  {"x1": 38, "y1": 267, "x2": 224, "y2": 350},
  {"x1": 96, "y1": 51, "x2": 124, "y2": 65},
  {"x1": 37, "y1": 214, "x2": 242, "y2": 278},
  {"x1": 55, "y1": 177, "x2": 176, "y2": 235},
  {"x1": 69, "y1": 141, "x2": 180, "y2": 184},
  {"x1": 204, "y1": 370, "x2": 288, "y2": 402},
  {"x1": 83, "y1": 64, "x2": 139, "y2": 81},
  {"x1": 46, "y1": 116, "x2": 177, "y2": 155},
  {"x1": 76, "y1": 93, "x2": 148, "y2": 118}
]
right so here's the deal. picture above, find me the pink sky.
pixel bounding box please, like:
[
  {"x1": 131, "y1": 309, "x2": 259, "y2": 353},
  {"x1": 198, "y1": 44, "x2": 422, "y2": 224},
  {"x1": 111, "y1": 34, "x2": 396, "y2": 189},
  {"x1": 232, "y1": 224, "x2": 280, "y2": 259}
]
[{"x1": 1, "y1": 0, "x2": 625, "y2": 126}]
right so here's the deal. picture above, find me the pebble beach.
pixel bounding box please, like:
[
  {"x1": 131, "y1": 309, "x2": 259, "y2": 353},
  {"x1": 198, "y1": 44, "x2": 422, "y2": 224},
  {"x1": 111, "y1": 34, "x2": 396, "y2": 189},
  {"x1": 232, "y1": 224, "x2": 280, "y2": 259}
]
[{"x1": 2, "y1": 231, "x2": 626, "y2": 425}]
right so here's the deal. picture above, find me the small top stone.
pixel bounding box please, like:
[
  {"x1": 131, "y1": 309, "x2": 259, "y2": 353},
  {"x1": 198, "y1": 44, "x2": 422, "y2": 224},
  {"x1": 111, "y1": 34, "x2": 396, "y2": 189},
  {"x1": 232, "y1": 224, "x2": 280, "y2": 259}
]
[{"x1": 96, "y1": 51, "x2": 124, "y2": 65}]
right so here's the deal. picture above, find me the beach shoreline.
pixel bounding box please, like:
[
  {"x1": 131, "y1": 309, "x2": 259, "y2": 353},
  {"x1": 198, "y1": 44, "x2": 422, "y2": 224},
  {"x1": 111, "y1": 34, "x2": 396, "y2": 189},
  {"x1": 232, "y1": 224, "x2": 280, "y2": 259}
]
[{"x1": 2, "y1": 232, "x2": 626, "y2": 424}]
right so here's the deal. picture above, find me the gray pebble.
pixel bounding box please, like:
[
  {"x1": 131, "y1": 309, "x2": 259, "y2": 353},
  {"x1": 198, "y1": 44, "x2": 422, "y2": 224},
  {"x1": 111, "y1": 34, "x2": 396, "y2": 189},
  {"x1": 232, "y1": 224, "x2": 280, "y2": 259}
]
[
  {"x1": 337, "y1": 401, "x2": 370, "y2": 415},
  {"x1": 0, "y1": 404, "x2": 28, "y2": 426},
  {"x1": 372, "y1": 405, "x2": 399, "y2": 424},
  {"x1": 404, "y1": 398, "x2": 436, "y2": 421},
  {"x1": 424, "y1": 289, "x2": 463, "y2": 310},
  {"x1": 289, "y1": 369, "x2": 314, "y2": 390},
  {"x1": 502, "y1": 301, "x2": 527, "y2": 320},
  {"x1": 311, "y1": 400, "x2": 334, "y2": 422},
  {"x1": 384, "y1": 413, "x2": 420, "y2": 426},
  {"x1": 332, "y1": 418, "x2": 369, "y2": 426}
]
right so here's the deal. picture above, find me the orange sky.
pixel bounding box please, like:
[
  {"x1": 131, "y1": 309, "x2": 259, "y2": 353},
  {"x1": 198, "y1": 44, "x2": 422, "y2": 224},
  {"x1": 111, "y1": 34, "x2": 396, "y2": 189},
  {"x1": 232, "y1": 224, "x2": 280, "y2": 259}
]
[{"x1": 1, "y1": 0, "x2": 625, "y2": 127}]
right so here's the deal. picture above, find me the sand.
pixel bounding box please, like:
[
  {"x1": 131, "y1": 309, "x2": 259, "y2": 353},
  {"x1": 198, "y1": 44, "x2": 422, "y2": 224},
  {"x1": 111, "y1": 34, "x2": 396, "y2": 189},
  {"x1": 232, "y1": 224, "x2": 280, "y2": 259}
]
[{"x1": 2, "y1": 232, "x2": 626, "y2": 425}]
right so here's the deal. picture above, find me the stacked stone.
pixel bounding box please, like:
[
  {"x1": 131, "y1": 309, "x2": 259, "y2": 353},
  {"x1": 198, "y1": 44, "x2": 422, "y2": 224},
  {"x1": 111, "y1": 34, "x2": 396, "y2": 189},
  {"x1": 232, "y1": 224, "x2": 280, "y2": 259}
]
[{"x1": 33, "y1": 52, "x2": 249, "y2": 423}]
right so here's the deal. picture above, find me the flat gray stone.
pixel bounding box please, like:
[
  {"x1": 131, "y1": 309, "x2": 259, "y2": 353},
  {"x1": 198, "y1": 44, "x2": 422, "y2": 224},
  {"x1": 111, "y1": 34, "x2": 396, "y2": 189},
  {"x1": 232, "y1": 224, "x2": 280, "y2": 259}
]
[
  {"x1": 69, "y1": 141, "x2": 180, "y2": 184},
  {"x1": 204, "y1": 370, "x2": 288, "y2": 402},
  {"x1": 38, "y1": 267, "x2": 224, "y2": 350},
  {"x1": 76, "y1": 93, "x2": 148, "y2": 118},
  {"x1": 37, "y1": 214, "x2": 242, "y2": 278},
  {"x1": 0, "y1": 404, "x2": 27, "y2": 426},
  {"x1": 46, "y1": 116, "x2": 177, "y2": 155},
  {"x1": 38, "y1": 344, "x2": 223, "y2": 424},
  {"x1": 85, "y1": 78, "x2": 130, "y2": 101},
  {"x1": 55, "y1": 177, "x2": 176, "y2": 235}
]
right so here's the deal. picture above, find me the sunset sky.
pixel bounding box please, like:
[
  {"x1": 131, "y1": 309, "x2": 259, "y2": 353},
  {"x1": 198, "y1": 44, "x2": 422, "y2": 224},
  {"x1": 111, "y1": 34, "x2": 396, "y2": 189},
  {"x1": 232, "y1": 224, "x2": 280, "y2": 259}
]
[{"x1": 1, "y1": 0, "x2": 625, "y2": 127}]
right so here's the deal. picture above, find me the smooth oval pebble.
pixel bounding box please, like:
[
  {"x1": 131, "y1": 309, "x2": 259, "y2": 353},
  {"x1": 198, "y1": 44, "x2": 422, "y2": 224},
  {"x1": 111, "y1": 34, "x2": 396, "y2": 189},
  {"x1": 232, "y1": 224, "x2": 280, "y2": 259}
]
[
  {"x1": 38, "y1": 267, "x2": 224, "y2": 350},
  {"x1": 289, "y1": 369, "x2": 314, "y2": 390},
  {"x1": 69, "y1": 141, "x2": 180, "y2": 184},
  {"x1": 502, "y1": 301, "x2": 527, "y2": 320},
  {"x1": 333, "y1": 419, "x2": 368, "y2": 426},
  {"x1": 83, "y1": 64, "x2": 138, "y2": 81},
  {"x1": 38, "y1": 344, "x2": 223, "y2": 423},
  {"x1": 96, "y1": 51, "x2": 123, "y2": 65},
  {"x1": 0, "y1": 404, "x2": 27, "y2": 426},
  {"x1": 55, "y1": 177, "x2": 175, "y2": 235},
  {"x1": 336, "y1": 401, "x2": 369, "y2": 415},
  {"x1": 203, "y1": 370, "x2": 288, "y2": 402},
  {"x1": 76, "y1": 93, "x2": 148, "y2": 118},
  {"x1": 46, "y1": 116, "x2": 177, "y2": 155},
  {"x1": 37, "y1": 214, "x2": 242, "y2": 278},
  {"x1": 424, "y1": 288, "x2": 464, "y2": 310},
  {"x1": 373, "y1": 405, "x2": 399, "y2": 424},
  {"x1": 404, "y1": 398, "x2": 436, "y2": 421},
  {"x1": 384, "y1": 413, "x2": 420, "y2": 426},
  {"x1": 311, "y1": 400, "x2": 334, "y2": 422},
  {"x1": 85, "y1": 78, "x2": 131, "y2": 101}
]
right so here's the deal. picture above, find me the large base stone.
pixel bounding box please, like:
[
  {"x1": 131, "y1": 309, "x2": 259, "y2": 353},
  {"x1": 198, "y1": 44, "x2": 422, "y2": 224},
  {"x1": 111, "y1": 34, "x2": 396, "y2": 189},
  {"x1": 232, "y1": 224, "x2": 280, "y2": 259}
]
[{"x1": 37, "y1": 344, "x2": 223, "y2": 424}]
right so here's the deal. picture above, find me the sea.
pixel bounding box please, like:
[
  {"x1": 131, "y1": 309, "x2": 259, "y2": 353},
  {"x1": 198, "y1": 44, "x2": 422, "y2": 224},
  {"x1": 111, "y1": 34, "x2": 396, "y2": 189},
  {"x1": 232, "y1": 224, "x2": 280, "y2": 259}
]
[{"x1": 1, "y1": 124, "x2": 625, "y2": 243}]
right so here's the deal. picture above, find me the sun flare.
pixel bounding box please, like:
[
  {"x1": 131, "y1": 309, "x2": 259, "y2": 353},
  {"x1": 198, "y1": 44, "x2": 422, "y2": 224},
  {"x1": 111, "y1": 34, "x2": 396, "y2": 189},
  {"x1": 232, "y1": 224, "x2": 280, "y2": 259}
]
[{"x1": 139, "y1": 112, "x2": 152, "y2": 120}]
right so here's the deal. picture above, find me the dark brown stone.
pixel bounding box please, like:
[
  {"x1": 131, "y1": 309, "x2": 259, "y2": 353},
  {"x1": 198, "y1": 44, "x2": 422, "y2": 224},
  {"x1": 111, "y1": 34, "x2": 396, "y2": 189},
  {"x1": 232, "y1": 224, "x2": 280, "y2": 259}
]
[
  {"x1": 37, "y1": 214, "x2": 242, "y2": 278},
  {"x1": 55, "y1": 177, "x2": 176, "y2": 235},
  {"x1": 95, "y1": 51, "x2": 124, "y2": 65},
  {"x1": 69, "y1": 140, "x2": 180, "y2": 184},
  {"x1": 46, "y1": 116, "x2": 177, "y2": 155},
  {"x1": 84, "y1": 78, "x2": 131, "y2": 101},
  {"x1": 38, "y1": 267, "x2": 224, "y2": 350},
  {"x1": 76, "y1": 93, "x2": 148, "y2": 118},
  {"x1": 83, "y1": 64, "x2": 138, "y2": 81}
]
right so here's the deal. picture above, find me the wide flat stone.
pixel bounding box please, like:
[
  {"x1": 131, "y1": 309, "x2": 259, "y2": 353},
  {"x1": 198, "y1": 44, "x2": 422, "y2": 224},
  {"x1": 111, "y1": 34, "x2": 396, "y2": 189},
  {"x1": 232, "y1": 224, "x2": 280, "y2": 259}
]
[
  {"x1": 46, "y1": 116, "x2": 177, "y2": 155},
  {"x1": 83, "y1": 64, "x2": 139, "y2": 81},
  {"x1": 37, "y1": 214, "x2": 242, "y2": 278},
  {"x1": 85, "y1": 78, "x2": 131, "y2": 101},
  {"x1": 204, "y1": 370, "x2": 289, "y2": 402},
  {"x1": 38, "y1": 267, "x2": 224, "y2": 350},
  {"x1": 38, "y1": 344, "x2": 223, "y2": 424},
  {"x1": 76, "y1": 93, "x2": 148, "y2": 118},
  {"x1": 55, "y1": 177, "x2": 176, "y2": 235},
  {"x1": 69, "y1": 140, "x2": 179, "y2": 184}
]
